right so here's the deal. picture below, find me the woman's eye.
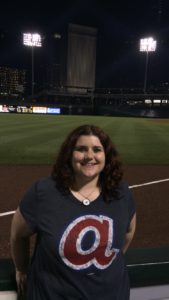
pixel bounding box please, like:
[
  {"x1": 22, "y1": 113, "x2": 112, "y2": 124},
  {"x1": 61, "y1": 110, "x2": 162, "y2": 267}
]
[
  {"x1": 74, "y1": 146, "x2": 103, "y2": 153},
  {"x1": 93, "y1": 147, "x2": 102, "y2": 152},
  {"x1": 74, "y1": 146, "x2": 86, "y2": 152}
]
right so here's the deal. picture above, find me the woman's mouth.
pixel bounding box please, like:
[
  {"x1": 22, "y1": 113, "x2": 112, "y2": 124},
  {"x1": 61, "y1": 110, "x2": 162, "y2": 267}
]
[{"x1": 81, "y1": 162, "x2": 97, "y2": 166}]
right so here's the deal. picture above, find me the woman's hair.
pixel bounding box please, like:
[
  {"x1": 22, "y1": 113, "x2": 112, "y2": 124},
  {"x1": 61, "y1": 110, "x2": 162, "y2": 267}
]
[{"x1": 51, "y1": 124, "x2": 123, "y2": 201}]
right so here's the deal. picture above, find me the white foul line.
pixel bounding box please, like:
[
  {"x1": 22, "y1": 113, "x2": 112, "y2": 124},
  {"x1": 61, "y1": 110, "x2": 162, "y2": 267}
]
[
  {"x1": 0, "y1": 178, "x2": 169, "y2": 217},
  {"x1": 129, "y1": 178, "x2": 169, "y2": 189},
  {"x1": 0, "y1": 210, "x2": 16, "y2": 217}
]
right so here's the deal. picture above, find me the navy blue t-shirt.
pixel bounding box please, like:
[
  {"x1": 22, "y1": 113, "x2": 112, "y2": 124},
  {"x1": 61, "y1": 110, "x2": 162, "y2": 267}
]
[{"x1": 19, "y1": 177, "x2": 135, "y2": 300}]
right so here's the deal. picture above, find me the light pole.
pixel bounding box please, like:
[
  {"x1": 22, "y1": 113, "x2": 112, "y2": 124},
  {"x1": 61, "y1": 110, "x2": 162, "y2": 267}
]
[
  {"x1": 140, "y1": 37, "x2": 157, "y2": 93},
  {"x1": 23, "y1": 33, "x2": 42, "y2": 97}
]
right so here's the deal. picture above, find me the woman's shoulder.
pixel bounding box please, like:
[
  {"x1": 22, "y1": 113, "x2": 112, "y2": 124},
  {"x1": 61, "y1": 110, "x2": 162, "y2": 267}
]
[
  {"x1": 116, "y1": 180, "x2": 132, "y2": 198},
  {"x1": 118, "y1": 180, "x2": 130, "y2": 190},
  {"x1": 33, "y1": 176, "x2": 56, "y2": 191}
]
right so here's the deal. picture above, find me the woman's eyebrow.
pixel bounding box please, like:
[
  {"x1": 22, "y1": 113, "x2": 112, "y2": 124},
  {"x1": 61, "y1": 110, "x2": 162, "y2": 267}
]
[
  {"x1": 74, "y1": 145, "x2": 87, "y2": 149},
  {"x1": 74, "y1": 145, "x2": 87, "y2": 147},
  {"x1": 74, "y1": 145, "x2": 103, "y2": 149}
]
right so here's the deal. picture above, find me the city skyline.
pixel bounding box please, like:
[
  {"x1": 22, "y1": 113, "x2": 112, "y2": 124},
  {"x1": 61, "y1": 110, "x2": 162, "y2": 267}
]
[{"x1": 1, "y1": 0, "x2": 169, "y2": 89}]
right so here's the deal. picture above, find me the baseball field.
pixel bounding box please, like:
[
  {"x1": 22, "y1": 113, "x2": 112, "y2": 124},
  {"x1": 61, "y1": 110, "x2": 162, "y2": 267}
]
[{"x1": 0, "y1": 114, "x2": 169, "y2": 258}]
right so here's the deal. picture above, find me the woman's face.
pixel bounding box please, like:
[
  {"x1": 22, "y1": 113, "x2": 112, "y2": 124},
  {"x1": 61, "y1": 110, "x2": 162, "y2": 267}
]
[{"x1": 72, "y1": 135, "x2": 105, "y2": 181}]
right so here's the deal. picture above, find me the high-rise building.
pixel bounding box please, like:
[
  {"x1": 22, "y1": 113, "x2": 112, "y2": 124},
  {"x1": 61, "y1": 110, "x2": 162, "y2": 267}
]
[
  {"x1": 61, "y1": 23, "x2": 97, "y2": 93},
  {"x1": 0, "y1": 67, "x2": 26, "y2": 96}
]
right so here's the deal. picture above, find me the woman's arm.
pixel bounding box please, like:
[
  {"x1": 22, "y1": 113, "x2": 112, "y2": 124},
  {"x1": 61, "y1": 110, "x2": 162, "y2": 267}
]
[
  {"x1": 10, "y1": 207, "x2": 34, "y2": 296},
  {"x1": 122, "y1": 213, "x2": 136, "y2": 254}
]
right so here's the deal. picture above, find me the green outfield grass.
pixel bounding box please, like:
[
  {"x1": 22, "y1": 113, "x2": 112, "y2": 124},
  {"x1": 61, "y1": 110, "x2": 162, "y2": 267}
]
[{"x1": 0, "y1": 114, "x2": 169, "y2": 165}]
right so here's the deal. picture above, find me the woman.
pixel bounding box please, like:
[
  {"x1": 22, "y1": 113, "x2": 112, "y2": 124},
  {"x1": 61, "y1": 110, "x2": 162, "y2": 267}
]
[{"x1": 10, "y1": 124, "x2": 136, "y2": 300}]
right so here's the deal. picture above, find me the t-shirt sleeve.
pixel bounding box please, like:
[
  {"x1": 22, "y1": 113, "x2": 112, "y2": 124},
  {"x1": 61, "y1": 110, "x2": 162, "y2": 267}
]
[{"x1": 19, "y1": 182, "x2": 39, "y2": 232}]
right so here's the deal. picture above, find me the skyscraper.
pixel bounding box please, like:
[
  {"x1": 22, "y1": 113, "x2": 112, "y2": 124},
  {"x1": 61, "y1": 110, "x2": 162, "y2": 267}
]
[{"x1": 61, "y1": 23, "x2": 97, "y2": 93}]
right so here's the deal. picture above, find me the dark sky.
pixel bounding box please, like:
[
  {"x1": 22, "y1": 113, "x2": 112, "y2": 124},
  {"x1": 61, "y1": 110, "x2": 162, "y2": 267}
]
[{"x1": 1, "y1": 0, "x2": 169, "y2": 88}]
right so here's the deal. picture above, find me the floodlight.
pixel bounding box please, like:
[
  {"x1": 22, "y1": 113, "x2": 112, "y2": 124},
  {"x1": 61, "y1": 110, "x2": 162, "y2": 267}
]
[
  {"x1": 140, "y1": 37, "x2": 156, "y2": 52},
  {"x1": 140, "y1": 37, "x2": 157, "y2": 93},
  {"x1": 23, "y1": 33, "x2": 42, "y2": 97},
  {"x1": 23, "y1": 33, "x2": 42, "y2": 47}
]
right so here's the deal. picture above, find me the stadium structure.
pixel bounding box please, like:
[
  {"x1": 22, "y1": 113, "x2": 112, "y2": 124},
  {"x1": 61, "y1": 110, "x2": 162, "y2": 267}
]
[{"x1": 0, "y1": 24, "x2": 169, "y2": 118}]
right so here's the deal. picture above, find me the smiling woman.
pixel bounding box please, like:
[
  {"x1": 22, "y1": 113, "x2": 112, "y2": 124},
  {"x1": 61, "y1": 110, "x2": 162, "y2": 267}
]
[
  {"x1": 52, "y1": 124, "x2": 123, "y2": 201},
  {"x1": 72, "y1": 135, "x2": 105, "y2": 180},
  {"x1": 10, "y1": 124, "x2": 136, "y2": 300}
]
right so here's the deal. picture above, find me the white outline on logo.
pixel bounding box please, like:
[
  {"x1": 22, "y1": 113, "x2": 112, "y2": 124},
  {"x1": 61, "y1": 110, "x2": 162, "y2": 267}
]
[{"x1": 59, "y1": 215, "x2": 119, "y2": 270}]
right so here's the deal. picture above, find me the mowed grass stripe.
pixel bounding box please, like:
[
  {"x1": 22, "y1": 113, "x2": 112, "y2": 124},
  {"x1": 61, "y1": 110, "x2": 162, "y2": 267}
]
[
  {"x1": 112, "y1": 118, "x2": 169, "y2": 164},
  {"x1": 134, "y1": 118, "x2": 169, "y2": 164},
  {"x1": 0, "y1": 114, "x2": 169, "y2": 165}
]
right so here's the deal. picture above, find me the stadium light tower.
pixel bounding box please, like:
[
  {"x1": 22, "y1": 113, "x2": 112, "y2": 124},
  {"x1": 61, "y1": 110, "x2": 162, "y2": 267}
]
[
  {"x1": 140, "y1": 37, "x2": 157, "y2": 93},
  {"x1": 23, "y1": 33, "x2": 42, "y2": 97}
]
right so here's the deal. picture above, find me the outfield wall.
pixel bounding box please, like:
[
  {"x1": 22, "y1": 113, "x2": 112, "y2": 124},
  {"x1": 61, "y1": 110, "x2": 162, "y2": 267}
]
[{"x1": 1, "y1": 102, "x2": 169, "y2": 118}]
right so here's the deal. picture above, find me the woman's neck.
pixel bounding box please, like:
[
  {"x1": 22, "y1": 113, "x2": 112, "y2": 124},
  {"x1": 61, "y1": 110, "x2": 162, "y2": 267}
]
[
  {"x1": 70, "y1": 176, "x2": 101, "y2": 204},
  {"x1": 73, "y1": 175, "x2": 99, "y2": 192}
]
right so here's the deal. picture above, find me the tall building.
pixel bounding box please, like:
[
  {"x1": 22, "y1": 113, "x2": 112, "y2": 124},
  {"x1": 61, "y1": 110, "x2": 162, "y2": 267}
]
[
  {"x1": 0, "y1": 67, "x2": 26, "y2": 96},
  {"x1": 61, "y1": 23, "x2": 97, "y2": 93}
]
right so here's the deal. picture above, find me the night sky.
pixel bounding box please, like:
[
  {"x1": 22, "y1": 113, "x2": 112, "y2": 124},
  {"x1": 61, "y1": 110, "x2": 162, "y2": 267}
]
[{"x1": 1, "y1": 0, "x2": 169, "y2": 89}]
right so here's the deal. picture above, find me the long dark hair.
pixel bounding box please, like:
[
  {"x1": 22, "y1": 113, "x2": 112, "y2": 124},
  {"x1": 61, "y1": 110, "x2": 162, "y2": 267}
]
[{"x1": 51, "y1": 124, "x2": 123, "y2": 201}]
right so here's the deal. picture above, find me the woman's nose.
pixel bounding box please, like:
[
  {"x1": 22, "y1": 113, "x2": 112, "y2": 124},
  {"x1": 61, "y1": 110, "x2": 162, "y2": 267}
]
[{"x1": 84, "y1": 149, "x2": 94, "y2": 159}]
